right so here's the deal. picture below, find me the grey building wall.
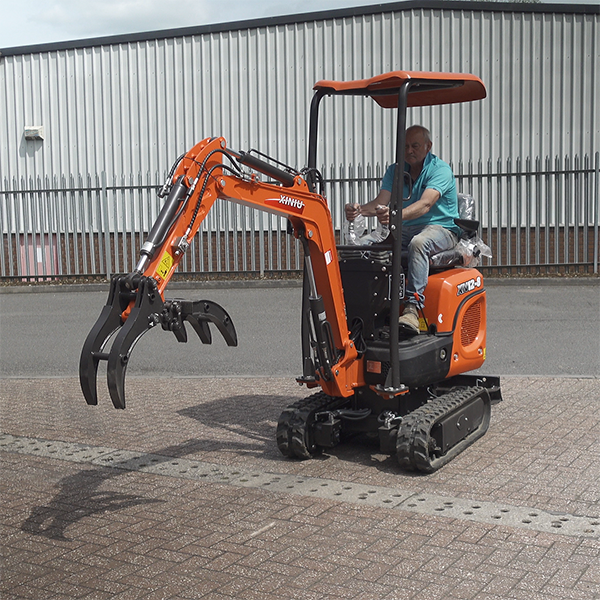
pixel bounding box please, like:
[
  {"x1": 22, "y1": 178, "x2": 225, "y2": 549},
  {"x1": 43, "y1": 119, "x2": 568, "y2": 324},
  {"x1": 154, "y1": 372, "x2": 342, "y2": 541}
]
[{"x1": 1, "y1": 1, "x2": 598, "y2": 186}]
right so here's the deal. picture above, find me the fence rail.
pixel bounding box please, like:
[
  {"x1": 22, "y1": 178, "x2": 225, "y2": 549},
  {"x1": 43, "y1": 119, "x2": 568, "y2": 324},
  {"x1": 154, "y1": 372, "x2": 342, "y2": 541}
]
[{"x1": 1, "y1": 153, "x2": 598, "y2": 281}]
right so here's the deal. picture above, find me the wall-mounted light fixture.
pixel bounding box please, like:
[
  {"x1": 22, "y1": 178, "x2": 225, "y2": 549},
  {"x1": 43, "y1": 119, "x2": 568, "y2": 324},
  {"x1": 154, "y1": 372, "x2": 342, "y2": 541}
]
[{"x1": 24, "y1": 126, "x2": 44, "y2": 141}]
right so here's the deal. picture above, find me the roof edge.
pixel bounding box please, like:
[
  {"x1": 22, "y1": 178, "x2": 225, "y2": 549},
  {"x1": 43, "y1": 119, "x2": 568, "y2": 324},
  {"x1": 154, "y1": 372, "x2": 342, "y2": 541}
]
[{"x1": 1, "y1": 1, "x2": 598, "y2": 58}]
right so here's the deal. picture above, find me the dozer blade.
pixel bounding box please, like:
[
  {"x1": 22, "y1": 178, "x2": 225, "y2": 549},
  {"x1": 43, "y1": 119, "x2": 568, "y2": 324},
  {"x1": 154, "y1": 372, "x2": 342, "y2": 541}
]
[{"x1": 396, "y1": 386, "x2": 491, "y2": 473}]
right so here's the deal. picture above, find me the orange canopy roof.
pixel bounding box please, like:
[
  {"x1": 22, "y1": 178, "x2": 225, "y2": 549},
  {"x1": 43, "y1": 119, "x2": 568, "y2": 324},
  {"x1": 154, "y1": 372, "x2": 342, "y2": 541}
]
[{"x1": 313, "y1": 70, "x2": 486, "y2": 108}]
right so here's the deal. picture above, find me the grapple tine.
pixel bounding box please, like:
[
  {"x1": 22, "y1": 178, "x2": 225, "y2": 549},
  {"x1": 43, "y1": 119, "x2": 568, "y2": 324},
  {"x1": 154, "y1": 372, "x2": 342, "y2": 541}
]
[
  {"x1": 105, "y1": 277, "x2": 164, "y2": 409},
  {"x1": 185, "y1": 316, "x2": 212, "y2": 345},
  {"x1": 79, "y1": 277, "x2": 125, "y2": 405},
  {"x1": 106, "y1": 307, "x2": 148, "y2": 409},
  {"x1": 182, "y1": 300, "x2": 238, "y2": 347}
]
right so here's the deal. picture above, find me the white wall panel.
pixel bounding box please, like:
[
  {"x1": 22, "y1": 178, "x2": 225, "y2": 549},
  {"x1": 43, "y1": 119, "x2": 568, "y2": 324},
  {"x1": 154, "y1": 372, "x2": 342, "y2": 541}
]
[{"x1": 1, "y1": 2, "x2": 598, "y2": 185}]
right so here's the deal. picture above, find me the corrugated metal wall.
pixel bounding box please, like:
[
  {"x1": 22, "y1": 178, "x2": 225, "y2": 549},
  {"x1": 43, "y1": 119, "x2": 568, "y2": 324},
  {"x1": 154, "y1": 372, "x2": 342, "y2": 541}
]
[{"x1": 1, "y1": 2, "x2": 598, "y2": 184}]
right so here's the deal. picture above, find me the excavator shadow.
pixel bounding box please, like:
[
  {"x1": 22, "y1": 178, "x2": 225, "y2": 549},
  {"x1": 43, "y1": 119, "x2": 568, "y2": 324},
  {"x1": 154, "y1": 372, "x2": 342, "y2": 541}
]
[
  {"x1": 177, "y1": 394, "x2": 294, "y2": 459},
  {"x1": 20, "y1": 439, "x2": 203, "y2": 541},
  {"x1": 177, "y1": 395, "x2": 418, "y2": 476},
  {"x1": 322, "y1": 436, "x2": 433, "y2": 477}
]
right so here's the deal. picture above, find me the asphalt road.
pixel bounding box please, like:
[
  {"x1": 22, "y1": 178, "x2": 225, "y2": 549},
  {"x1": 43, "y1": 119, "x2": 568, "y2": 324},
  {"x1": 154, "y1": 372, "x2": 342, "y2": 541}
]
[{"x1": 1, "y1": 279, "x2": 598, "y2": 380}]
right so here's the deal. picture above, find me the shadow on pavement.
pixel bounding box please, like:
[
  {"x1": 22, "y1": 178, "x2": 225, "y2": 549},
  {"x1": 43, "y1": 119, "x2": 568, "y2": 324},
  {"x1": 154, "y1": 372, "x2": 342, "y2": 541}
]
[
  {"x1": 178, "y1": 394, "x2": 412, "y2": 476},
  {"x1": 20, "y1": 439, "x2": 204, "y2": 541},
  {"x1": 21, "y1": 468, "x2": 164, "y2": 541}
]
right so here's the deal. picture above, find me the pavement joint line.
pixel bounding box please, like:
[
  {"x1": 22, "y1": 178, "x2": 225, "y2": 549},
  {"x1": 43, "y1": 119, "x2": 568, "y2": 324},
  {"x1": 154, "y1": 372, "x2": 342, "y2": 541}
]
[{"x1": 2, "y1": 431, "x2": 599, "y2": 539}]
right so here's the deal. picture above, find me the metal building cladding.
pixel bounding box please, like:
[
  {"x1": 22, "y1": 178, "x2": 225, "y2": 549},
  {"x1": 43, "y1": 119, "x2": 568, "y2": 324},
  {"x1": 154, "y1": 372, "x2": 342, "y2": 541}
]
[{"x1": 1, "y1": 1, "x2": 599, "y2": 279}]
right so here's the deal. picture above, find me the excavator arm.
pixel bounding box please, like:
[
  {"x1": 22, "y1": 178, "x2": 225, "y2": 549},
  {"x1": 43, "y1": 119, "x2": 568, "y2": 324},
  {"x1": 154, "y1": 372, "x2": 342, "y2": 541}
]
[{"x1": 80, "y1": 136, "x2": 363, "y2": 409}]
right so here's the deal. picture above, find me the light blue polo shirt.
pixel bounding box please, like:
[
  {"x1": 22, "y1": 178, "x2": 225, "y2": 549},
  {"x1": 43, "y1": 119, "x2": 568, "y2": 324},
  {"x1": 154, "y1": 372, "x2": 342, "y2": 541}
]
[{"x1": 381, "y1": 153, "x2": 460, "y2": 234}]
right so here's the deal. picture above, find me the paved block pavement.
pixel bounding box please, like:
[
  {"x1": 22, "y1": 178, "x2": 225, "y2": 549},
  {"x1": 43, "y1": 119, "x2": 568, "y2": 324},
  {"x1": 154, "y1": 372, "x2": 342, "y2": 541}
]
[{"x1": 2, "y1": 375, "x2": 600, "y2": 599}]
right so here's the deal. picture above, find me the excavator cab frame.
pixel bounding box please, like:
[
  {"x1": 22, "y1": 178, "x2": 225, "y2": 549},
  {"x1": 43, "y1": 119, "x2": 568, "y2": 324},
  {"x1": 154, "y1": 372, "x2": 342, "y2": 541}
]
[{"x1": 303, "y1": 71, "x2": 487, "y2": 394}]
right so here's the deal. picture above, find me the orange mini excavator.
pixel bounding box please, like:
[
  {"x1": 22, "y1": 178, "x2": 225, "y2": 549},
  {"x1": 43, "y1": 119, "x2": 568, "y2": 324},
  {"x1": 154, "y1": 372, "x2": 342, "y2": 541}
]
[{"x1": 80, "y1": 71, "x2": 501, "y2": 472}]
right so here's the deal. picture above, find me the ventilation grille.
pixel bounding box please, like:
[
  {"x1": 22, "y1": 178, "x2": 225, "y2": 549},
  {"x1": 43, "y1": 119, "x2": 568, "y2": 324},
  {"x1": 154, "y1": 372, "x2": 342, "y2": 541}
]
[{"x1": 461, "y1": 299, "x2": 482, "y2": 346}]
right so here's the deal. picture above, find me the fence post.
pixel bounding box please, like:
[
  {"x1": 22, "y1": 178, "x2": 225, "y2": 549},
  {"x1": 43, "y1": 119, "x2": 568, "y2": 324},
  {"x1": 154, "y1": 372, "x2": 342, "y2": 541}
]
[
  {"x1": 595, "y1": 152, "x2": 599, "y2": 274},
  {"x1": 101, "y1": 171, "x2": 112, "y2": 280},
  {"x1": 0, "y1": 179, "x2": 4, "y2": 277}
]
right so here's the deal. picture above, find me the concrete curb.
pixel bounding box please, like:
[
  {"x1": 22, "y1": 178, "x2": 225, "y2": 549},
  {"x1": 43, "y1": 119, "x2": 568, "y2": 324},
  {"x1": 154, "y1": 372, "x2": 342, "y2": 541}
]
[{"x1": 0, "y1": 278, "x2": 304, "y2": 294}]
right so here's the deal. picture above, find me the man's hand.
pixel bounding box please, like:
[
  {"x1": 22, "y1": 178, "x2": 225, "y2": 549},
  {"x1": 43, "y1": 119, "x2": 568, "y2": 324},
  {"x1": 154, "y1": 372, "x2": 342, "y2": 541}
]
[
  {"x1": 375, "y1": 204, "x2": 389, "y2": 226},
  {"x1": 346, "y1": 190, "x2": 391, "y2": 221},
  {"x1": 344, "y1": 203, "x2": 361, "y2": 221}
]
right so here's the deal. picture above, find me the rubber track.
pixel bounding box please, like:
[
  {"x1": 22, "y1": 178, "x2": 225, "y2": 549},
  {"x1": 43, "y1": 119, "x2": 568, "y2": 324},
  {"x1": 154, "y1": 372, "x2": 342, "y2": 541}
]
[
  {"x1": 396, "y1": 386, "x2": 491, "y2": 473},
  {"x1": 276, "y1": 392, "x2": 350, "y2": 459}
]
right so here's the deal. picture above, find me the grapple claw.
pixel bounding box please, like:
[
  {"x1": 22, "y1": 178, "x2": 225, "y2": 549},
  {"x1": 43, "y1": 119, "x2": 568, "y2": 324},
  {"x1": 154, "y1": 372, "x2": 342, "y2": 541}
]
[
  {"x1": 79, "y1": 276, "x2": 128, "y2": 406},
  {"x1": 79, "y1": 275, "x2": 163, "y2": 409},
  {"x1": 105, "y1": 277, "x2": 163, "y2": 409},
  {"x1": 180, "y1": 300, "x2": 238, "y2": 347},
  {"x1": 161, "y1": 299, "x2": 238, "y2": 347},
  {"x1": 80, "y1": 275, "x2": 238, "y2": 409}
]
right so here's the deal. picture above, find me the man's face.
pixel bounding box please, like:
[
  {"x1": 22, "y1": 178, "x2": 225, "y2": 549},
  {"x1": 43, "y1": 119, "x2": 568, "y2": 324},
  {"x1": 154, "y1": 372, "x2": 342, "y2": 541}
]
[{"x1": 404, "y1": 129, "x2": 432, "y2": 170}]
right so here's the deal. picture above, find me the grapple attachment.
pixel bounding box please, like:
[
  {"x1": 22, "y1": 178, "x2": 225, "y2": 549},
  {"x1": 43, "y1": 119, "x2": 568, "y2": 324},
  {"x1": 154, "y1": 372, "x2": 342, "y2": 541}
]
[{"x1": 79, "y1": 275, "x2": 237, "y2": 409}]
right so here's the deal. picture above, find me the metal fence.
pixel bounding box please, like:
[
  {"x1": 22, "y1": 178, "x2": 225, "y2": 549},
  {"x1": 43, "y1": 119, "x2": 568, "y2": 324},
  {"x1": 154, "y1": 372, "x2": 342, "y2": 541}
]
[{"x1": 1, "y1": 153, "x2": 598, "y2": 281}]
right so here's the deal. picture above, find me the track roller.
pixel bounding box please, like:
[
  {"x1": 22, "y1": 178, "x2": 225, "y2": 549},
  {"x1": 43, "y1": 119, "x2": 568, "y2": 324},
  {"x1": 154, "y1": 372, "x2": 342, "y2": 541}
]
[{"x1": 396, "y1": 386, "x2": 491, "y2": 473}]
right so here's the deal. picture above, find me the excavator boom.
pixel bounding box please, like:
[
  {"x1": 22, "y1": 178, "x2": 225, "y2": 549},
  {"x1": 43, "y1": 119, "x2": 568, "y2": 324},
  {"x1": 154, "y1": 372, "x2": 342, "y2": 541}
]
[{"x1": 80, "y1": 136, "x2": 361, "y2": 409}]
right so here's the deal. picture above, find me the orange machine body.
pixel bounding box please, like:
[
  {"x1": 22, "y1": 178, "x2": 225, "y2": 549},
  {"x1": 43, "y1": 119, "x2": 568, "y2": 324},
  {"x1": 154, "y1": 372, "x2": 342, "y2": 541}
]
[
  {"x1": 80, "y1": 70, "x2": 500, "y2": 471},
  {"x1": 423, "y1": 269, "x2": 487, "y2": 376}
]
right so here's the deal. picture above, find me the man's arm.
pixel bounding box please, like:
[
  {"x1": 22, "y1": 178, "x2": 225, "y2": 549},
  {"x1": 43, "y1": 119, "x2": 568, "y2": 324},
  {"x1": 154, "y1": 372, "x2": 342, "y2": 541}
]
[
  {"x1": 401, "y1": 188, "x2": 441, "y2": 221},
  {"x1": 348, "y1": 187, "x2": 440, "y2": 226}
]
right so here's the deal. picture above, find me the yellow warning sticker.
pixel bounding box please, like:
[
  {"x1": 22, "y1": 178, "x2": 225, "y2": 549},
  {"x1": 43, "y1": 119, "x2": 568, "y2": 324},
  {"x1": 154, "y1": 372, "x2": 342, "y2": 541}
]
[{"x1": 156, "y1": 251, "x2": 173, "y2": 279}]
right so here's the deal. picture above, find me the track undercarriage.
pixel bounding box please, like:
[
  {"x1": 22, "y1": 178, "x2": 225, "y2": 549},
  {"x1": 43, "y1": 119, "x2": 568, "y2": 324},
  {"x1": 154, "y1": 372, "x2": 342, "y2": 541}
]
[{"x1": 276, "y1": 376, "x2": 500, "y2": 473}]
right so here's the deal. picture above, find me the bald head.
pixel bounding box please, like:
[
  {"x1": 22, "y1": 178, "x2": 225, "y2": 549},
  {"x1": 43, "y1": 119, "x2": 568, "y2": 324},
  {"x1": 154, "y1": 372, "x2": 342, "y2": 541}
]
[{"x1": 406, "y1": 125, "x2": 431, "y2": 144}]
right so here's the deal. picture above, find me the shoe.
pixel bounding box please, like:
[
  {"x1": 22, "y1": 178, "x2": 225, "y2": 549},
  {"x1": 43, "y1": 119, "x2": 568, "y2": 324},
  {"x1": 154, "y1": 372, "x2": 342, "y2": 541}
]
[{"x1": 398, "y1": 304, "x2": 420, "y2": 334}]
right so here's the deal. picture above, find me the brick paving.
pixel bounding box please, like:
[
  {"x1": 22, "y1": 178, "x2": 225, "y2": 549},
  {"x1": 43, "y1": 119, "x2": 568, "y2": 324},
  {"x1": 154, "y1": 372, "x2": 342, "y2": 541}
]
[{"x1": 2, "y1": 376, "x2": 600, "y2": 599}]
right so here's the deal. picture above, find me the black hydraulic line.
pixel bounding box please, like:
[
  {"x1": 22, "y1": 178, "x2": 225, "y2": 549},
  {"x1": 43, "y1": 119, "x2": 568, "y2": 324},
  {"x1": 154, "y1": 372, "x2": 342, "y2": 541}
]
[
  {"x1": 184, "y1": 148, "x2": 242, "y2": 233},
  {"x1": 158, "y1": 153, "x2": 186, "y2": 197},
  {"x1": 186, "y1": 161, "x2": 240, "y2": 233}
]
